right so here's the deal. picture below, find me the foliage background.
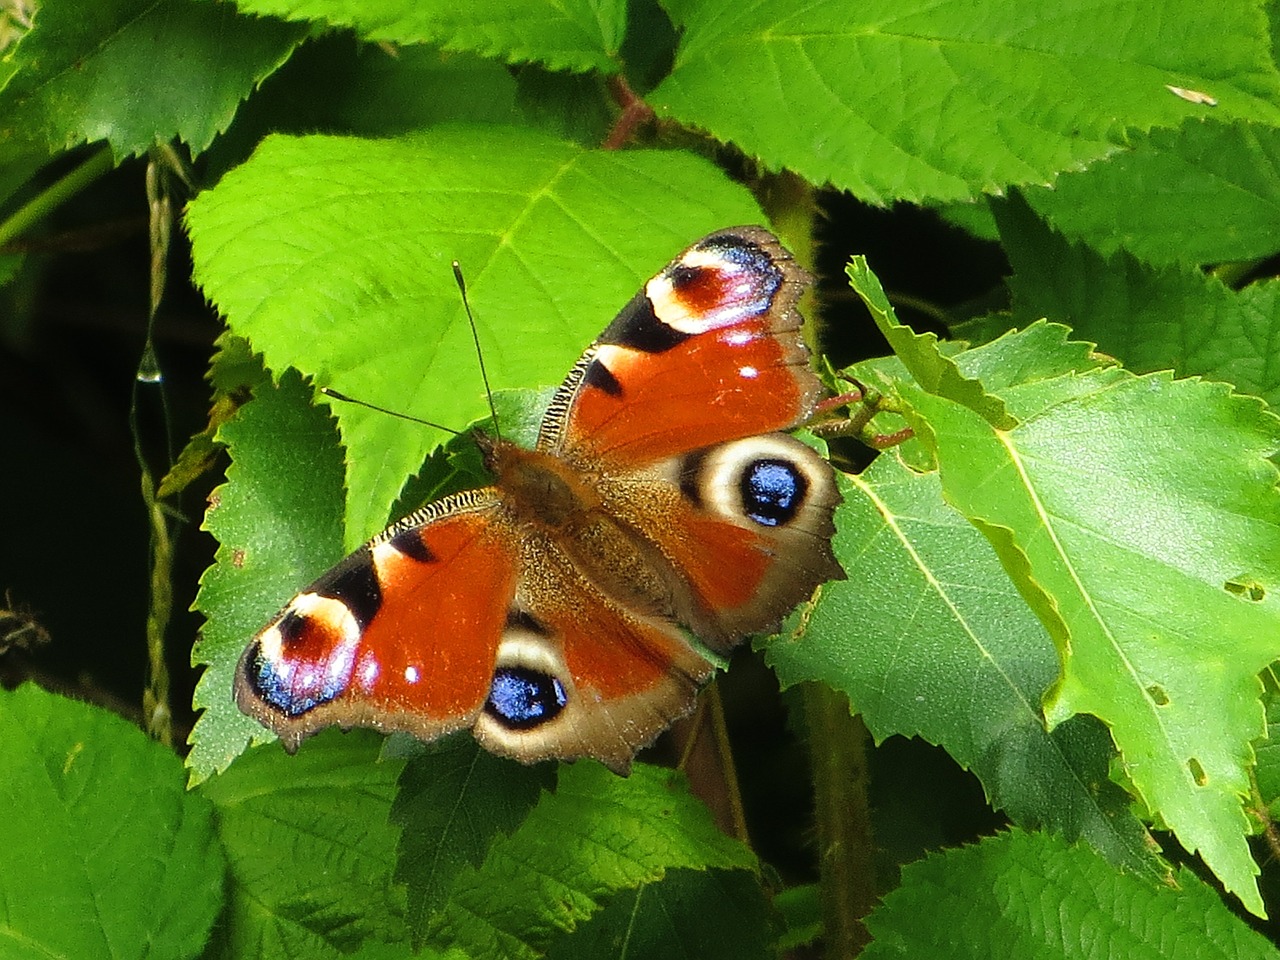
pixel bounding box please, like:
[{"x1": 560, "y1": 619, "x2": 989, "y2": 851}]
[{"x1": 5, "y1": 0, "x2": 1280, "y2": 957}]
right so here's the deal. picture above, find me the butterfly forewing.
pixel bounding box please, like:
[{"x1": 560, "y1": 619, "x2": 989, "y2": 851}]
[
  {"x1": 236, "y1": 490, "x2": 517, "y2": 749},
  {"x1": 540, "y1": 227, "x2": 823, "y2": 466}
]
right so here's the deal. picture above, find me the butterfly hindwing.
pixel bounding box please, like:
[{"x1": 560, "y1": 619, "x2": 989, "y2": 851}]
[
  {"x1": 476, "y1": 539, "x2": 715, "y2": 772},
  {"x1": 637, "y1": 432, "x2": 842, "y2": 647}
]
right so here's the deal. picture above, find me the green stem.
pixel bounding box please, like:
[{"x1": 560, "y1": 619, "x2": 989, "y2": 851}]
[
  {"x1": 0, "y1": 145, "x2": 115, "y2": 249},
  {"x1": 139, "y1": 466, "x2": 174, "y2": 747},
  {"x1": 135, "y1": 157, "x2": 176, "y2": 747},
  {"x1": 806, "y1": 683, "x2": 875, "y2": 957}
]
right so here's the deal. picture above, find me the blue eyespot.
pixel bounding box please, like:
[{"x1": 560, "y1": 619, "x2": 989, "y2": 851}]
[
  {"x1": 486, "y1": 667, "x2": 568, "y2": 730},
  {"x1": 247, "y1": 634, "x2": 348, "y2": 717},
  {"x1": 741, "y1": 459, "x2": 806, "y2": 527}
]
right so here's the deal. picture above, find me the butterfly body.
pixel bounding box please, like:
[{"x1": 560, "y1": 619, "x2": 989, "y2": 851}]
[{"x1": 235, "y1": 227, "x2": 843, "y2": 772}]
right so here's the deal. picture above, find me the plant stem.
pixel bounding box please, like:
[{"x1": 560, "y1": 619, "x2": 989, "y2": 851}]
[
  {"x1": 0, "y1": 145, "x2": 114, "y2": 250},
  {"x1": 807, "y1": 683, "x2": 875, "y2": 957},
  {"x1": 136, "y1": 156, "x2": 176, "y2": 747},
  {"x1": 601, "y1": 74, "x2": 654, "y2": 150}
]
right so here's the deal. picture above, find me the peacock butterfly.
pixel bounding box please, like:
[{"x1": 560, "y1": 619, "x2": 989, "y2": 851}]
[{"x1": 235, "y1": 226, "x2": 844, "y2": 773}]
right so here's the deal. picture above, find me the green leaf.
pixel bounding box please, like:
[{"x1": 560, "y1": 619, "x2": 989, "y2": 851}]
[
  {"x1": 213, "y1": 0, "x2": 628, "y2": 72},
  {"x1": 392, "y1": 738, "x2": 554, "y2": 934},
  {"x1": 766, "y1": 454, "x2": 1161, "y2": 880},
  {"x1": 1254, "y1": 675, "x2": 1280, "y2": 816},
  {"x1": 941, "y1": 320, "x2": 1108, "y2": 396},
  {"x1": 773, "y1": 883, "x2": 822, "y2": 950},
  {"x1": 185, "y1": 125, "x2": 766, "y2": 545},
  {"x1": 0, "y1": 684, "x2": 223, "y2": 960},
  {"x1": 0, "y1": 0, "x2": 305, "y2": 163},
  {"x1": 199, "y1": 729, "x2": 408, "y2": 959},
  {"x1": 900, "y1": 339, "x2": 1280, "y2": 914},
  {"x1": 189, "y1": 367, "x2": 346, "y2": 780},
  {"x1": 1024, "y1": 120, "x2": 1280, "y2": 267},
  {"x1": 972, "y1": 195, "x2": 1280, "y2": 409},
  {"x1": 214, "y1": 35, "x2": 523, "y2": 150},
  {"x1": 849, "y1": 256, "x2": 1014, "y2": 428},
  {"x1": 544, "y1": 868, "x2": 776, "y2": 960},
  {"x1": 862, "y1": 830, "x2": 1280, "y2": 960},
  {"x1": 651, "y1": 0, "x2": 1280, "y2": 204},
  {"x1": 425, "y1": 763, "x2": 757, "y2": 958}
]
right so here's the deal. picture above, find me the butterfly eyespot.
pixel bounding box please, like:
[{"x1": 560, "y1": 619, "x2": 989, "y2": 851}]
[
  {"x1": 246, "y1": 637, "x2": 349, "y2": 717},
  {"x1": 241, "y1": 594, "x2": 362, "y2": 717},
  {"x1": 740, "y1": 458, "x2": 808, "y2": 527},
  {"x1": 681, "y1": 433, "x2": 832, "y2": 534},
  {"x1": 486, "y1": 666, "x2": 568, "y2": 730}
]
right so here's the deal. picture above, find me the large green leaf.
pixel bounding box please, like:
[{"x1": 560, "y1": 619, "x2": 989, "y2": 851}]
[
  {"x1": 907, "y1": 360, "x2": 1278, "y2": 911},
  {"x1": 189, "y1": 366, "x2": 347, "y2": 780},
  {"x1": 651, "y1": 0, "x2": 1280, "y2": 204},
  {"x1": 425, "y1": 763, "x2": 758, "y2": 958},
  {"x1": 851, "y1": 259, "x2": 1280, "y2": 912},
  {"x1": 966, "y1": 197, "x2": 1280, "y2": 409},
  {"x1": 198, "y1": 729, "x2": 408, "y2": 959},
  {"x1": 185, "y1": 125, "x2": 766, "y2": 544},
  {"x1": 392, "y1": 738, "x2": 553, "y2": 933},
  {"x1": 767, "y1": 452, "x2": 1161, "y2": 879},
  {"x1": 0, "y1": 0, "x2": 304, "y2": 164},
  {"x1": 1024, "y1": 120, "x2": 1280, "y2": 267},
  {"x1": 212, "y1": 0, "x2": 628, "y2": 72},
  {"x1": 862, "y1": 831, "x2": 1280, "y2": 959},
  {"x1": 0, "y1": 685, "x2": 223, "y2": 960}
]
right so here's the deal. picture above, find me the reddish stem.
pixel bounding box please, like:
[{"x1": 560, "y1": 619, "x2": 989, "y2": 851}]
[
  {"x1": 815, "y1": 389, "x2": 865, "y2": 415},
  {"x1": 602, "y1": 74, "x2": 655, "y2": 150}
]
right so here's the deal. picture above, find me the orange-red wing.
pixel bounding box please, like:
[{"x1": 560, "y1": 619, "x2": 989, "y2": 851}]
[
  {"x1": 548, "y1": 227, "x2": 824, "y2": 466},
  {"x1": 235, "y1": 489, "x2": 519, "y2": 750}
]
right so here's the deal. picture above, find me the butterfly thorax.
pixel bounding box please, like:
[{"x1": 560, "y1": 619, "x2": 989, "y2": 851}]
[
  {"x1": 486, "y1": 440, "x2": 603, "y2": 532},
  {"x1": 484, "y1": 437, "x2": 682, "y2": 624}
]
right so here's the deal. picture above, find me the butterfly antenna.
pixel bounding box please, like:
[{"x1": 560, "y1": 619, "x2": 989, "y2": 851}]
[
  {"x1": 320, "y1": 388, "x2": 462, "y2": 436},
  {"x1": 453, "y1": 261, "x2": 502, "y2": 443}
]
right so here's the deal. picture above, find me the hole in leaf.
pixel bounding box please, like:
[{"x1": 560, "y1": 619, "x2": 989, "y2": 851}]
[
  {"x1": 1187, "y1": 757, "x2": 1208, "y2": 787},
  {"x1": 1146, "y1": 684, "x2": 1169, "y2": 706},
  {"x1": 1224, "y1": 577, "x2": 1265, "y2": 601}
]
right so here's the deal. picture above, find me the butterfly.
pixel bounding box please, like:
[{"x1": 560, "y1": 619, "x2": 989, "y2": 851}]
[{"x1": 235, "y1": 226, "x2": 844, "y2": 773}]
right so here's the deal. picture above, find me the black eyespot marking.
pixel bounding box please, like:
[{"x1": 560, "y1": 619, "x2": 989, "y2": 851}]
[
  {"x1": 583, "y1": 357, "x2": 624, "y2": 396},
  {"x1": 741, "y1": 459, "x2": 807, "y2": 527},
  {"x1": 388, "y1": 528, "x2": 435, "y2": 563},
  {"x1": 678, "y1": 448, "x2": 711, "y2": 508},
  {"x1": 602, "y1": 292, "x2": 690, "y2": 353},
  {"x1": 702, "y1": 234, "x2": 773, "y2": 273},
  {"x1": 506, "y1": 608, "x2": 550, "y2": 635},
  {"x1": 669, "y1": 263, "x2": 702, "y2": 288},
  {"x1": 276, "y1": 608, "x2": 307, "y2": 646},
  {"x1": 318, "y1": 554, "x2": 382, "y2": 630},
  {"x1": 486, "y1": 666, "x2": 568, "y2": 730}
]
